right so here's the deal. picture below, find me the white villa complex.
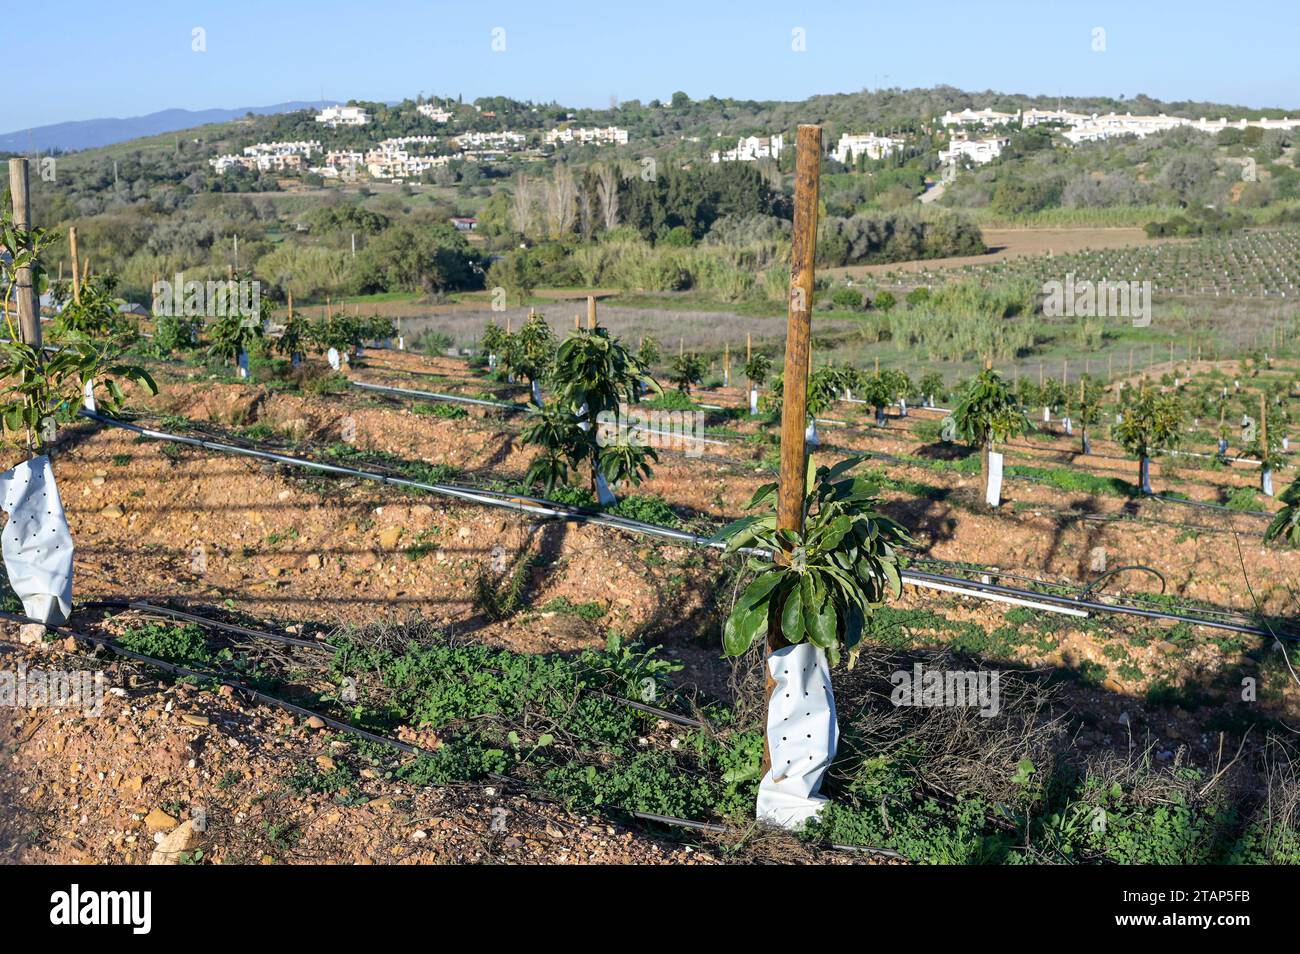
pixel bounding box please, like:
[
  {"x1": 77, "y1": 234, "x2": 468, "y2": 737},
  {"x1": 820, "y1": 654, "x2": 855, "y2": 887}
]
[
  {"x1": 710, "y1": 134, "x2": 784, "y2": 163},
  {"x1": 416, "y1": 104, "x2": 455, "y2": 123},
  {"x1": 315, "y1": 105, "x2": 370, "y2": 127},
  {"x1": 939, "y1": 133, "x2": 1010, "y2": 166},
  {"x1": 940, "y1": 107, "x2": 1019, "y2": 127},
  {"x1": 209, "y1": 140, "x2": 321, "y2": 174},
  {"x1": 945, "y1": 105, "x2": 1300, "y2": 143},
  {"x1": 832, "y1": 133, "x2": 906, "y2": 164},
  {"x1": 544, "y1": 126, "x2": 629, "y2": 146},
  {"x1": 1062, "y1": 112, "x2": 1300, "y2": 143}
]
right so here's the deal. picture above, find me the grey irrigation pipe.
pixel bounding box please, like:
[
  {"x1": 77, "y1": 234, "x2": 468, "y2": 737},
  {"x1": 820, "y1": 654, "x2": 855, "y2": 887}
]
[
  {"x1": 77, "y1": 412, "x2": 1287, "y2": 638},
  {"x1": 350, "y1": 379, "x2": 527, "y2": 411},
  {"x1": 350, "y1": 378, "x2": 736, "y2": 448}
]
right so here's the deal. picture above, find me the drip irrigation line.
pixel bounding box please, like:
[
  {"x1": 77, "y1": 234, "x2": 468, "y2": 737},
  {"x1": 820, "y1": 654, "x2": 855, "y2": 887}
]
[
  {"x1": 1151, "y1": 493, "x2": 1271, "y2": 518},
  {"x1": 80, "y1": 598, "x2": 708, "y2": 729},
  {"x1": 78, "y1": 411, "x2": 1288, "y2": 639},
  {"x1": 350, "y1": 379, "x2": 525, "y2": 412},
  {"x1": 0, "y1": 613, "x2": 723, "y2": 837},
  {"x1": 907, "y1": 556, "x2": 1253, "y2": 626},
  {"x1": 1079, "y1": 566, "x2": 1167, "y2": 599},
  {"x1": 122, "y1": 600, "x2": 331, "y2": 652},
  {"x1": 344, "y1": 375, "x2": 1283, "y2": 515},
  {"x1": 351, "y1": 378, "x2": 736, "y2": 448},
  {"x1": 901, "y1": 570, "x2": 1288, "y2": 640}
]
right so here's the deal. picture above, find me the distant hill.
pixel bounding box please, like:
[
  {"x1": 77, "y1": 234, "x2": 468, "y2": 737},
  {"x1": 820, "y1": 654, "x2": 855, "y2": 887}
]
[{"x1": 0, "y1": 102, "x2": 334, "y2": 154}]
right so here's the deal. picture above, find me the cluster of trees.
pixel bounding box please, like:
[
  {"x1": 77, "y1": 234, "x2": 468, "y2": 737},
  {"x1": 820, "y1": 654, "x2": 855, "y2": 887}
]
[
  {"x1": 616, "y1": 162, "x2": 789, "y2": 242},
  {"x1": 817, "y1": 211, "x2": 985, "y2": 267}
]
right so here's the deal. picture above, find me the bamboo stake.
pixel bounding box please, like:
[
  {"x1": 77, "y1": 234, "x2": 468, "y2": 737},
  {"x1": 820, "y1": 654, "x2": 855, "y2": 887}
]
[{"x1": 586, "y1": 295, "x2": 596, "y2": 330}]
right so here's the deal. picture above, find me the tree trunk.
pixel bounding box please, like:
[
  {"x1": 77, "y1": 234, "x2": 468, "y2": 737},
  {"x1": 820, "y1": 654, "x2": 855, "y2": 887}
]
[
  {"x1": 1140, "y1": 456, "x2": 1152, "y2": 495},
  {"x1": 981, "y1": 441, "x2": 992, "y2": 506}
]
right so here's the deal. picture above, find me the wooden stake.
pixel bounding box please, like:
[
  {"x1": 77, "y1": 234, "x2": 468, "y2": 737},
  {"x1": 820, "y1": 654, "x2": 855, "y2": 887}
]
[
  {"x1": 574, "y1": 314, "x2": 580, "y2": 330},
  {"x1": 766, "y1": 124, "x2": 822, "y2": 773},
  {"x1": 7, "y1": 160, "x2": 42, "y2": 348},
  {"x1": 586, "y1": 295, "x2": 597, "y2": 330},
  {"x1": 747, "y1": 333, "x2": 752, "y2": 362},
  {"x1": 1261, "y1": 393, "x2": 1268, "y2": 456},
  {"x1": 69, "y1": 226, "x2": 81, "y2": 304}
]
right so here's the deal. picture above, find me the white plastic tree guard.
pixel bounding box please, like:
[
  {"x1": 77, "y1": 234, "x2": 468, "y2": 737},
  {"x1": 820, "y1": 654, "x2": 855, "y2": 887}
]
[
  {"x1": 0, "y1": 455, "x2": 74, "y2": 625},
  {"x1": 985, "y1": 450, "x2": 1004, "y2": 507},
  {"x1": 757, "y1": 642, "x2": 838, "y2": 829},
  {"x1": 805, "y1": 419, "x2": 820, "y2": 446},
  {"x1": 750, "y1": 388, "x2": 760, "y2": 415},
  {"x1": 327, "y1": 347, "x2": 341, "y2": 371}
]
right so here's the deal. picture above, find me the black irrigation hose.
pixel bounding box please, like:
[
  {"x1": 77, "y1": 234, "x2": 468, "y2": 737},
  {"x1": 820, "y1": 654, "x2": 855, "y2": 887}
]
[
  {"x1": 0, "y1": 612, "x2": 715, "y2": 831},
  {"x1": 2, "y1": 612, "x2": 918, "y2": 854},
  {"x1": 1151, "y1": 493, "x2": 1272, "y2": 518},
  {"x1": 78, "y1": 411, "x2": 1289, "y2": 639},
  {"x1": 1079, "y1": 566, "x2": 1168, "y2": 600},
  {"x1": 83, "y1": 598, "x2": 709, "y2": 730}
]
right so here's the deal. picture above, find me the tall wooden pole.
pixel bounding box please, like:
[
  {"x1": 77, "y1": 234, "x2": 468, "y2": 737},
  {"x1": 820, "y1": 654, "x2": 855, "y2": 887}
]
[
  {"x1": 7, "y1": 159, "x2": 42, "y2": 348},
  {"x1": 1260, "y1": 393, "x2": 1268, "y2": 457},
  {"x1": 765, "y1": 124, "x2": 822, "y2": 773},
  {"x1": 586, "y1": 294, "x2": 597, "y2": 330},
  {"x1": 68, "y1": 226, "x2": 81, "y2": 304}
]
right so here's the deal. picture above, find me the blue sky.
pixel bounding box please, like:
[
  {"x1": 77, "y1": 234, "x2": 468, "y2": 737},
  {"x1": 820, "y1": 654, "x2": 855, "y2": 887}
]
[{"x1": 6, "y1": 0, "x2": 1299, "y2": 131}]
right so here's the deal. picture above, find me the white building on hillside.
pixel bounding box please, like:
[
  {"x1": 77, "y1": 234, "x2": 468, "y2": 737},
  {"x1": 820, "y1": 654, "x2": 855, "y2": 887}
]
[
  {"x1": 544, "y1": 126, "x2": 629, "y2": 146},
  {"x1": 242, "y1": 140, "x2": 321, "y2": 158},
  {"x1": 939, "y1": 134, "x2": 1009, "y2": 166},
  {"x1": 451, "y1": 130, "x2": 527, "y2": 151},
  {"x1": 832, "y1": 133, "x2": 905, "y2": 164},
  {"x1": 315, "y1": 106, "x2": 370, "y2": 127},
  {"x1": 417, "y1": 104, "x2": 455, "y2": 123},
  {"x1": 709, "y1": 134, "x2": 784, "y2": 163},
  {"x1": 940, "y1": 107, "x2": 1019, "y2": 128},
  {"x1": 1021, "y1": 108, "x2": 1090, "y2": 128}
]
